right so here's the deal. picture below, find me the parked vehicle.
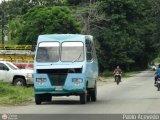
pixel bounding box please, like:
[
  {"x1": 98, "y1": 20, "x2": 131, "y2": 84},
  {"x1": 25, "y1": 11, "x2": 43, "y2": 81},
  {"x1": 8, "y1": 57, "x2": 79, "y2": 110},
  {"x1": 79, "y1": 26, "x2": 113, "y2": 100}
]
[
  {"x1": 14, "y1": 63, "x2": 33, "y2": 69},
  {"x1": 114, "y1": 72, "x2": 121, "y2": 85},
  {"x1": 151, "y1": 65, "x2": 158, "y2": 71},
  {"x1": 155, "y1": 77, "x2": 160, "y2": 91},
  {"x1": 34, "y1": 34, "x2": 98, "y2": 104},
  {"x1": 0, "y1": 61, "x2": 34, "y2": 86}
]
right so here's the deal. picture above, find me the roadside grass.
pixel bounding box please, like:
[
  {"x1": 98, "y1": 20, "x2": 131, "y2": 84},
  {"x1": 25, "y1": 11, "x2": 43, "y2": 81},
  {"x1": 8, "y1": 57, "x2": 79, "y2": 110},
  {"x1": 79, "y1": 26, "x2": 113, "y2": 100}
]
[
  {"x1": 99, "y1": 70, "x2": 113, "y2": 78},
  {"x1": 0, "y1": 82, "x2": 34, "y2": 105},
  {"x1": 100, "y1": 70, "x2": 140, "y2": 78},
  {"x1": 122, "y1": 71, "x2": 140, "y2": 77}
]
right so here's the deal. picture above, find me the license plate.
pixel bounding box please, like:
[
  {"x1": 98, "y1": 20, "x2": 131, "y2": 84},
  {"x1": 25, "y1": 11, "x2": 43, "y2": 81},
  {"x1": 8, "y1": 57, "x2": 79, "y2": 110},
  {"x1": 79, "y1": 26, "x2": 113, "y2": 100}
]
[{"x1": 55, "y1": 86, "x2": 63, "y2": 90}]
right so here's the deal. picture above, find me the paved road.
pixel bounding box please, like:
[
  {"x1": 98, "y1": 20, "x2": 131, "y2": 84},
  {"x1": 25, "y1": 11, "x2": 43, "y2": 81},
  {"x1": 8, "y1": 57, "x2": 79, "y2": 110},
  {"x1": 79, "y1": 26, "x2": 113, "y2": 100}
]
[{"x1": 0, "y1": 70, "x2": 159, "y2": 114}]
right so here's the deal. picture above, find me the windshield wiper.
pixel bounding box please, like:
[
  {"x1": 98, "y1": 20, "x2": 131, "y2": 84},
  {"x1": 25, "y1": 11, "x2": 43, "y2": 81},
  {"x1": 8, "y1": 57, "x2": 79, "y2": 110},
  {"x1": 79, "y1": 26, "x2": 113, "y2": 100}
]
[{"x1": 72, "y1": 52, "x2": 82, "y2": 63}]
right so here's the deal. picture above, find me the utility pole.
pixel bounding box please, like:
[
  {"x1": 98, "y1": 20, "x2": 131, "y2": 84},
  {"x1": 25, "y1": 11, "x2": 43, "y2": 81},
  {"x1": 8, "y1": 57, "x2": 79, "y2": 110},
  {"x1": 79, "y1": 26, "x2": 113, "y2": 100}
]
[{"x1": 1, "y1": 0, "x2": 5, "y2": 45}]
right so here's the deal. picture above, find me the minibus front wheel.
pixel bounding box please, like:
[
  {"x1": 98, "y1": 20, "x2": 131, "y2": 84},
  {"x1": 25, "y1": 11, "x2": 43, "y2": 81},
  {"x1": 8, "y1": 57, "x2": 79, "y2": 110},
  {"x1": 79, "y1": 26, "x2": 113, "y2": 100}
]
[
  {"x1": 35, "y1": 94, "x2": 52, "y2": 105},
  {"x1": 80, "y1": 93, "x2": 87, "y2": 104},
  {"x1": 35, "y1": 94, "x2": 42, "y2": 105},
  {"x1": 90, "y1": 86, "x2": 97, "y2": 102}
]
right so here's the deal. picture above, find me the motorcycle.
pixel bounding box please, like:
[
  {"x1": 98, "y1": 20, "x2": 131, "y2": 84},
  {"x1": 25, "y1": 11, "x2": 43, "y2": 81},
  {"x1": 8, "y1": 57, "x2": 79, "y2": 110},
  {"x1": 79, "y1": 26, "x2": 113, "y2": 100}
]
[
  {"x1": 114, "y1": 72, "x2": 121, "y2": 85},
  {"x1": 155, "y1": 77, "x2": 160, "y2": 91}
]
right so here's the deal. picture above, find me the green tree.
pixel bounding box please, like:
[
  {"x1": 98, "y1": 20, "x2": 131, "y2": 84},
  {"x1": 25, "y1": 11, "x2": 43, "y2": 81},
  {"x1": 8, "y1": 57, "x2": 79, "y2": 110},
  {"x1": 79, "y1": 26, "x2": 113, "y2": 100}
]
[
  {"x1": 74, "y1": 1, "x2": 106, "y2": 34},
  {"x1": 36, "y1": 0, "x2": 67, "y2": 6},
  {"x1": 0, "y1": 0, "x2": 67, "y2": 23},
  {"x1": 95, "y1": 0, "x2": 157, "y2": 71},
  {"x1": 67, "y1": 0, "x2": 90, "y2": 6},
  {"x1": 149, "y1": 0, "x2": 160, "y2": 53},
  {"x1": 8, "y1": 16, "x2": 23, "y2": 44},
  {"x1": 1, "y1": 0, "x2": 160, "y2": 72},
  {"x1": 17, "y1": 6, "x2": 80, "y2": 45}
]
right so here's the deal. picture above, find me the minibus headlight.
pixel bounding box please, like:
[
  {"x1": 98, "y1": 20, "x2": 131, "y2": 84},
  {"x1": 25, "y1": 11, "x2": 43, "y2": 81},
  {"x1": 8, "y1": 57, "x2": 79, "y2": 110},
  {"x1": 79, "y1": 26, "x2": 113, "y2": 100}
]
[
  {"x1": 72, "y1": 78, "x2": 83, "y2": 84},
  {"x1": 36, "y1": 78, "x2": 47, "y2": 85}
]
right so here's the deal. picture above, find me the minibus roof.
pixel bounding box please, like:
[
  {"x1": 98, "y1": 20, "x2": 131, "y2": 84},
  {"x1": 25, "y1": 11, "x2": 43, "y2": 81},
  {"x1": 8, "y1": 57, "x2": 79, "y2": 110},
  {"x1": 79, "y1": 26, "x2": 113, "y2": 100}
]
[{"x1": 37, "y1": 34, "x2": 93, "y2": 43}]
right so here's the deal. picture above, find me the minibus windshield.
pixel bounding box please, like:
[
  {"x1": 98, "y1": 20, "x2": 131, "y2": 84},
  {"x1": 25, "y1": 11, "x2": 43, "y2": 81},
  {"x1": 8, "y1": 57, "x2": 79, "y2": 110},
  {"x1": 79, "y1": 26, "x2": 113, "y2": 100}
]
[
  {"x1": 36, "y1": 42, "x2": 60, "y2": 62},
  {"x1": 61, "y1": 42, "x2": 84, "y2": 62},
  {"x1": 36, "y1": 41, "x2": 84, "y2": 62}
]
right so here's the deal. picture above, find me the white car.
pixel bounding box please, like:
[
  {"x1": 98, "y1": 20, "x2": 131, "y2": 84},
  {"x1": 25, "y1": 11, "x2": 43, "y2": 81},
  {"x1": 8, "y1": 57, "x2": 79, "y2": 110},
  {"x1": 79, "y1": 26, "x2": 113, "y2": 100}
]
[
  {"x1": 151, "y1": 65, "x2": 158, "y2": 71},
  {"x1": 0, "y1": 61, "x2": 33, "y2": 86}
]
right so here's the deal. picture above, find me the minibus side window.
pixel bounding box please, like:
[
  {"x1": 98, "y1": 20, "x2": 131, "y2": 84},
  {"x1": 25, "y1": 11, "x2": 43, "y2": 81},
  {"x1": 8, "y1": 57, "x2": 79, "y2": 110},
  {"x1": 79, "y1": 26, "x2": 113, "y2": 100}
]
[
  {"x1": 92, "y1": 42, "x2": 97, "y2": 61},
  {"x1": 86, "y1": 39, "x2": 93, "y2": 62}
]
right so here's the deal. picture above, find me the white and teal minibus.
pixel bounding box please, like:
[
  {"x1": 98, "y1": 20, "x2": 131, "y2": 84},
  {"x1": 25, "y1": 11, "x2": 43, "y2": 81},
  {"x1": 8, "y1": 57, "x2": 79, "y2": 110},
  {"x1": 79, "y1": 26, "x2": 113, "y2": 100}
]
[{"x1": 34, "y1": 34, "x2": 98, "y2": 104}]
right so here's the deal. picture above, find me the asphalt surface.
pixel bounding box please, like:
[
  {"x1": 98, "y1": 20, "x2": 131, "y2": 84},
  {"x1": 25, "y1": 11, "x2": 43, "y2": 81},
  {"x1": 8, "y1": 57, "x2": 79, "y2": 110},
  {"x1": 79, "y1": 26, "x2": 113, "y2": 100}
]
[{"x1": 0, "y1": 70, "x2": 159, "y2": 114}]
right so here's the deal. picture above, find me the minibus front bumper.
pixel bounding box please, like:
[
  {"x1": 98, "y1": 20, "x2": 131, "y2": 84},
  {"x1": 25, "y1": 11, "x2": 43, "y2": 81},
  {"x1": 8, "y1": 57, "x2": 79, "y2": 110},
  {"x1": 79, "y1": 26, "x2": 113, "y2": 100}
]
[{"x1": 34, "y1": 73, "x2": 86, "y2": 95}]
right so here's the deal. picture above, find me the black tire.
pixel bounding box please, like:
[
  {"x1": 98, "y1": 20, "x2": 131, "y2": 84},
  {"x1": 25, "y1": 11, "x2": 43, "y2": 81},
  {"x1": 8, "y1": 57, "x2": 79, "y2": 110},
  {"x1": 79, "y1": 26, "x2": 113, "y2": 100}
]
[
  {"x1": 116, "y1": 77, "x2": 120, "y2": 85},
  {"x1": 13, "y1": 78, "x2": 26, "y2": 86},
  {"x1": 87, "y1": 89, "x2": 91, "y2": 102},
  {"x1": 117, "y1": 80, "x2": 119, "y2": 85},
  {"x1": 157, "y1": 84, "x2": 160, "y2": 91},
  {"x1": 80, "y1": 93, "x2": 87, "y2": 104},
  {"x1": 87, "y1": 94, "x2": 90, "y2": 102},
  {"x1": 46, "y1": 94, "x2": 52, "y2": 102},
  {"x1": 35, "y1": 94, "x2": 42, "y2": 105},
  {"x1": 90, "y1": 87, "x2": 97, "y2": 102}
]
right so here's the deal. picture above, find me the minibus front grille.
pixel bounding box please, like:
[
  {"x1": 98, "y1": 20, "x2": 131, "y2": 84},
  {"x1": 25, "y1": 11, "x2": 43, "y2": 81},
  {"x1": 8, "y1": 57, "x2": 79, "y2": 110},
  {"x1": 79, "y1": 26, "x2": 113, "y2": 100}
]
[
  {"x1": 37, "y1": 68, "x2": 82, "y2": 86},
  {"x1": 37, "y1": 68, "x2": 82, "y2": 74},
  {"x1": 48, "y1": 74, "x2": 67, "y2": 86}
]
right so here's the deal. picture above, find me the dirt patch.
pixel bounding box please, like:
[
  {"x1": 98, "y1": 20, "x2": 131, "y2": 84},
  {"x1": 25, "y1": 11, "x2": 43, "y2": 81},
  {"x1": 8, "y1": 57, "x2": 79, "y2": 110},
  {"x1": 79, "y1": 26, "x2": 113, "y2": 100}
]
[{"x1": 97, "y1": 76, "x2": 114, "y2": 86}]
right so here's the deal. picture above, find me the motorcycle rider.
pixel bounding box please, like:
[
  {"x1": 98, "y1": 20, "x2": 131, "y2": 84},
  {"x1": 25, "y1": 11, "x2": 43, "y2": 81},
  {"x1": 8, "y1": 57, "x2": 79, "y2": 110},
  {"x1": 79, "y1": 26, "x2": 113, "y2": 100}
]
[
  {"x1": 154, "y1": 64, "x2": 160, "y2": 85},
  {"x1": 114, "y1": 65, "x2": 122, "y2": 82}
]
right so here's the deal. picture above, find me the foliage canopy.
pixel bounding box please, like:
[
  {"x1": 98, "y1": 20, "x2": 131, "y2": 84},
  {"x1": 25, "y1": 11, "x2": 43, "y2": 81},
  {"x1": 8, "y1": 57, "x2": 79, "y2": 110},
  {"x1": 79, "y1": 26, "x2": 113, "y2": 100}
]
[
  {"x1": 1, "y1": 0, "x2": 160, "y2": 71},
  {"x1": 17, "y1": 6, "x2": 80, "y2": 45}
]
